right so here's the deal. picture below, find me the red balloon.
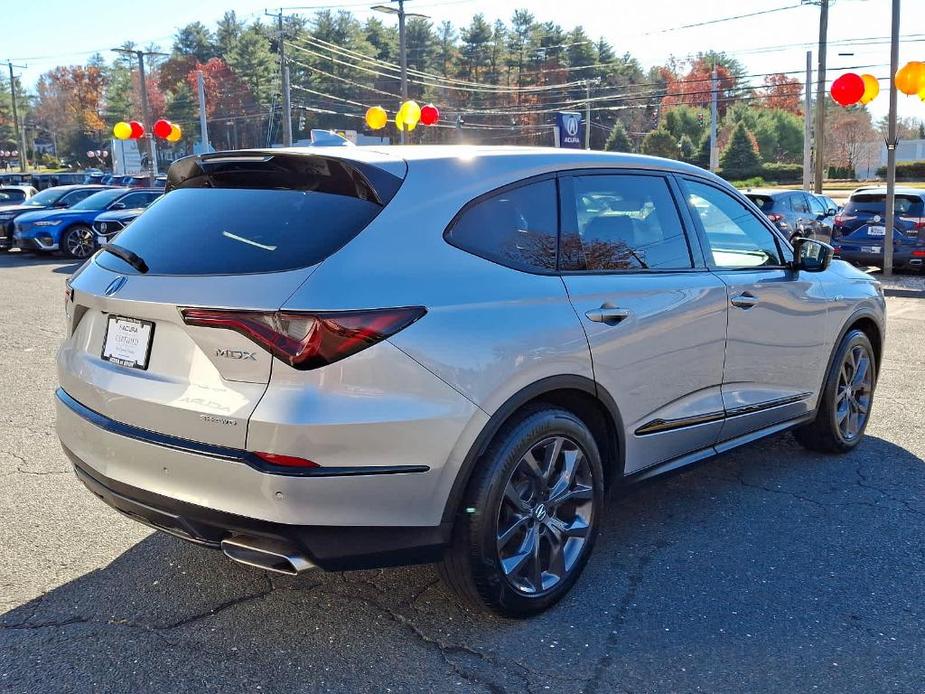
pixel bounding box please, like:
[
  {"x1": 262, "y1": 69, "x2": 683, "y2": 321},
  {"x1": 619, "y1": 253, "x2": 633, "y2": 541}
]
[
  {"x1": 153, "y1": 119, "x2": 173, "y2": 139},
  {"x1": 831, "y1": 73, "x2": 865, "y2": 107},
  {"x1": 129, "y1": 120, "x2": 144, "y2": 139},
  {"x1": 420, "y1": 104, "x2": 440, "y2": 126}
]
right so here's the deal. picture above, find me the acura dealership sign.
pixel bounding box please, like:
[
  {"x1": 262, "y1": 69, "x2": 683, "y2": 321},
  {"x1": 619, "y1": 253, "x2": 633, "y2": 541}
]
[{"x1": 555, "y1": 111, "x2": 583, "y2": 148}]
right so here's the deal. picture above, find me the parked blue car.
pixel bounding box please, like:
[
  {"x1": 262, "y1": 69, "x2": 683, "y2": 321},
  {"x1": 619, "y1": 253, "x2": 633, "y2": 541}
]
[
  {"x1": 0, "y1": 184, "x2": 113, "y2": 252},
  {"x1": 13, "y1": 188, "x2": 162, "y2": 258}
]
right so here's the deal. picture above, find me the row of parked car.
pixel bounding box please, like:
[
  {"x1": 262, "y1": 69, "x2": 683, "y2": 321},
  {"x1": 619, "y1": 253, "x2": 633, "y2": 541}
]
[
  {"x1": 744, "y1": 186, "x2": 924, "y2": 272},
  {"x1": 0, "y1": 184, "x2": 161, "y2": 258}
]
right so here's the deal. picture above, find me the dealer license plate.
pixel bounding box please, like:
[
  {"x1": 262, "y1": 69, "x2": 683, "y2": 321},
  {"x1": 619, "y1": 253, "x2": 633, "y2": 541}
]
[{"x1": 101, "y1": 315, "x2": 154, "y2": 370}]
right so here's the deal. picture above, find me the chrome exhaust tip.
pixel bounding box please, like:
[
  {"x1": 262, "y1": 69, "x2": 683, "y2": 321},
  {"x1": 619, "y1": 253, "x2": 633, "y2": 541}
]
[{"x1": 221, "y1": 536, "x2": 315, "y2": 575}]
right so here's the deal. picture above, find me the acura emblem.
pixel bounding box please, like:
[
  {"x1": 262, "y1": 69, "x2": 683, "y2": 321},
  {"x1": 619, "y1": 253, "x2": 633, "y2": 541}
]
[{"x1": 104, "y1": 276, "x2": 127, "y2": 296}]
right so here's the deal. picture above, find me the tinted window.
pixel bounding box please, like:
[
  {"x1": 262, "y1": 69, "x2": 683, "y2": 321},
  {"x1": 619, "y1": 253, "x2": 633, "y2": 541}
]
[
  {"x1": 844, "y1": 194, "x2": 924, "y2": 216},
  {"x1": 25, "y1": 188, "x2": 66, "y2": 206},
  {"x1": 790, "y1": 194, "x2": 810, "y2": 214},
  {"x1": 62, "y1": 189, "x2": 103, "y2": 207},
  {"x1": 745, "y1": 194, "x2": 773, "y2": 211},
  {"x1": 0, "y1": 189, "x2": 26, "y2": 203},
  {"x1": 119, "y1": 192, "x2": 160, "y2": 208},
  {"x1": 446, "y1": 179, "x2": 557, "y2": 272},
  {"x1": 807, "y1": 194, "x2": 826, "y2": 216},
  {"x1": 562, "y1": 174, "x2": 691, "y2": 271},
  {"x1": 685, "y1": 180, "x2": 783, "y2": 268},
  {"x1": 96, "y1": 188, "x2": 383, "y2": 275}
]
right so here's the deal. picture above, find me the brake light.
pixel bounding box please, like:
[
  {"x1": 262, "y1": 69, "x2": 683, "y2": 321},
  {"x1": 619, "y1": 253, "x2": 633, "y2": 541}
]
[
  {"x1": 899, "y1": 216, "x2": 925, "y2": 233},
  {"x1": 253, "y1": 452, "x2": 318, "y2": 468},
  {"x1": 913, "y1": 249, "x2": 925, "y2": 258},
  {"x1": 180, "y1": 306, "x2": 426, "y2": 370},
  {"x1": 767, "y1": 213, "x2": 784, "y2": 223}
]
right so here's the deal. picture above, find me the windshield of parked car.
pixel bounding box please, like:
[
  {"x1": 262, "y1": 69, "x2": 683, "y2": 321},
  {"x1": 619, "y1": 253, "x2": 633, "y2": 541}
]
[
  {"x1": 24, "y1": 188, "x2": 66, "y2": 206},
  {"x1": 843, "y1": 194, "x2": 924, "y2": 216},
  {"x1": 69, "y1": 189, "x2": 126, "y2": 211}
]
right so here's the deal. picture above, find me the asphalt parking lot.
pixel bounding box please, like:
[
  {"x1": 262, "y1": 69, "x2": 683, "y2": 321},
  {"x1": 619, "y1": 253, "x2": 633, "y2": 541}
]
[{"x1": 1, "y1": 253, "x2": 923, "y2": 694}]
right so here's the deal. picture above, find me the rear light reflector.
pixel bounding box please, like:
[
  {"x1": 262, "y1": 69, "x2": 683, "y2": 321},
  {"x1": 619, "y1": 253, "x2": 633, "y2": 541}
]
[
  {"x1": 767, "y1": 213, "x2": 784, "y2": 223},
  {"x1": 253, "y1": 452, "x2": 318, "y2": 468},
  {"x1": 180, "y1": 306, "x2": 426, "y2": 370}
]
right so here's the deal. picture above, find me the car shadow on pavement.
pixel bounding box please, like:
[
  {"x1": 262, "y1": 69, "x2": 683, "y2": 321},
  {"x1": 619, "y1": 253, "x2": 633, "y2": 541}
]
[
  {"x1": 0, "y1": 252, "x2": 83, "y2": 274},
  {"x1": 2, "y1": 433, "x2": 924, "y2": 693}
]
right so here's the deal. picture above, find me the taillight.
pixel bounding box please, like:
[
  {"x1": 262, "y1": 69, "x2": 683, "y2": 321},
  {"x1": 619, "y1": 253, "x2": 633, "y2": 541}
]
[
  {"x1": 767, "y1": 213, "x2": 783, "y2": 223},
  {"x1": 180, "y1": 306, "x2": 426, "y2": 370},
  {"x1": 913, "y1": 249, "x2": 925, "y2": 257},
  {"x1": 899, "y1": 216, "x2": 925, "y2": 233}
]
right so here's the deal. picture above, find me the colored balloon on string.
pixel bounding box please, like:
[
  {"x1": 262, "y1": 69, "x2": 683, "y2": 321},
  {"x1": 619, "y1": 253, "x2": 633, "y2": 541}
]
[
  {"x1": 420, "y1": 103, "x2": 439, "y2": 126},
  {"x1": 153, "y1": 119, "x2": 173, "y2": 139},
  {"x1": 113, "y1": 121, "x2": 132, "y2": 140},
  {"x1": 859, "y1": 74, "x2": 880, "y2": 104},
  {"x1": 830, "y1": 73, "x2": 865, "y2": 107},
  {"x1": 365, "y1": 105, "x2": 387, "y2": 130},
  {"x1": 895, "y1": 61, "x2": 925, "y2": 96},
  {"x1": 129, "y1": 121, "x2": 144, "y2": 139},
  {"x1": 166, "y1": 124, "x2": 182, "y2": 142}
]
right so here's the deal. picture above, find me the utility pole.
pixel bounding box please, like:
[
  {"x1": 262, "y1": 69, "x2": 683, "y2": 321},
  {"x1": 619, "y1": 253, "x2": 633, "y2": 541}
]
[
  {"x1": 7, "y1": 62, "x2": 29, "y2": 173},
  {"x1": 584, "y1": 80, "x2": 591, "y2": 150},
  {"x1": 883, "y1": 0, "x2": 901, "y2": 277},
  {"x1": 111, "y1": 48, "x2": 167, "y2": 176},
  {"x1": 709, "y1": 67, "x2": 719, "y2": 171},
  {"x1": 812, "y1": 0, "x2": 829, "y2": 194},
  {"x1": 267, "y1": 9, "x2": 294, "y2": 147},
  {"x1": 196, "y1": 70, "x2": 210, "y2": 152},
  {"x1": 803, "y1": 50, "x2": 813, "y2": 191}
]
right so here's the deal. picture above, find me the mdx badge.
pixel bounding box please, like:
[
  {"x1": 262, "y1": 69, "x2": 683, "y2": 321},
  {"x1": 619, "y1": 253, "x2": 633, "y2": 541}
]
[{"x1": 216, "y1": 348, "x2": 257, "y2": 361}]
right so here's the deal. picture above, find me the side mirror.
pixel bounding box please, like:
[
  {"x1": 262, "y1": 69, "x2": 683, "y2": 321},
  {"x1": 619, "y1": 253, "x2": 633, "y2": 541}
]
[
  {"x1": 827, "y1": 207, "x2": 837, "y2": 216},
  {"x1": 792, "y1": 237, "x2": 834, "y2": 272},
  {"x1": 54, "y1": 201, "x2": 69, "y2": 208},
  {"x1": 109, "y1": 202, "x2": 126, "y2": 210}
]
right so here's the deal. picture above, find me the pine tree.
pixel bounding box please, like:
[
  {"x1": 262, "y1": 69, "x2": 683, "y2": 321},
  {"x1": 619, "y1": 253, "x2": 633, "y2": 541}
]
[
  {"x1": 720, "y1": 122, "x2": 762, "y2": 178},
  {"x1": 641, "y1": 127, "x2": 679, "y2": 159},
  {"x1": 678, "y1": 134, "x2": 695, "y2": 162},
  {"x1": 692, "y1": 133, "x2": 711, "y2": 169},
  {"x1": 604, "y1": 120, "x2": 632, "y2": 152}
]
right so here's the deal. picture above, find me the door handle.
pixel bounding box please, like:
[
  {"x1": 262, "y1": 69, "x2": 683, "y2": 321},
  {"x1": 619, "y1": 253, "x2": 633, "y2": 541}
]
[
  {"x1": 730, "y1": 292, "x2": 759, "y2": 309},
  {"x1": 585, "y1": 305, "x2": 631, "y2": 325}
]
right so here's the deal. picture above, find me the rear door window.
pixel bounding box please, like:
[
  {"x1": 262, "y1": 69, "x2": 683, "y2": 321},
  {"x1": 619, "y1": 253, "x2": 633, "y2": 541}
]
[
  {"x1": 445, "y1": 178, "x2": 558, "y2": 273},
  {"x1": 561, "y1": 174, "x2": 692, "y2": 271},
  {"x1": 790, "y1": 194, "x2": 810, "y2": 214}
]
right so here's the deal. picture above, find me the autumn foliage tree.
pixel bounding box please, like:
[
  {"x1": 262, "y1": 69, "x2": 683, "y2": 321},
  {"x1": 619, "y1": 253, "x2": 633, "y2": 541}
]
[
  {"x1": 761, "y1": 73, "x2": 803, "y2": 115},
  {"x1": 660, "y1": 58, "x2": 736, "y2": 114}
]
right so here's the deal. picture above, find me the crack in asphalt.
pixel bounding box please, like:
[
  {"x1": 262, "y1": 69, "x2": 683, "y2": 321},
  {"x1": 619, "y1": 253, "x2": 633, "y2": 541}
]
[{"x1": 581, "y1": 542, "x2": 667, "y2": 694}]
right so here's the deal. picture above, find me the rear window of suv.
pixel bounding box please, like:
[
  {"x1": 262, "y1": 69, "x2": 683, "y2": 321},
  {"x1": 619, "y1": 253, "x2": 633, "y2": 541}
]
[
  {"x1": 96, "y1": 154, "x2": 401, "y2": 275},
  {"x1": 745, "y1": 194, "x2": 774, "y2": 211},
  {"x1": 843, "y1": 194, "x2": 925, "y2": 216}
]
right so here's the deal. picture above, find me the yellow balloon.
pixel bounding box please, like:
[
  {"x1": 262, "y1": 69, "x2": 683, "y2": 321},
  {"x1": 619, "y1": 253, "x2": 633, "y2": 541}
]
[
  {"x1": 919, "y1": 84, "x2": 925, "y2": 102},
  {"x1": 895, "y1": 61, "x2": 925, "y2": 96},
  {"x1": 166, "y1": 124, "x2": 182, "y2": 142},
  {"x1": 859, "y1": 74, "x2": 880, "y2": 105},
  {"x1": 112, "y1": 121, "x2": 132, "y2": 140},
  {"x1": 401, "y1": 100, "x2": 421, "y2": 126},
  {"x1": 365, "y1": 105, "x2": 387, "y2": 130}
]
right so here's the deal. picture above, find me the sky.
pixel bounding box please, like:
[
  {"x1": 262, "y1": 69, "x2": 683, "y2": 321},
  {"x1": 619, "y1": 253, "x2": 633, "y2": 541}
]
[{"x1": 5, "y1": 0, "x2": 925, "y2": 122}]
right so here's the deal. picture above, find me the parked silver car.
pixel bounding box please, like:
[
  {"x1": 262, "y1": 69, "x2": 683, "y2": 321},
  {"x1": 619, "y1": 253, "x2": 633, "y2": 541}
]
[{"x1": 56, "y1": 147, "x2": 885, "y2": 616}]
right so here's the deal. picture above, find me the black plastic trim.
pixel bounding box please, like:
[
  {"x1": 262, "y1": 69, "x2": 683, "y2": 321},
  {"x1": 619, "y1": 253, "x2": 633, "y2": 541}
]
[
  {"x1": 67, "y1": 451, "x2": 449, "y2": 571},
  {"x1": 724, "y1": 391, "x2": 813, "y2": 418},
  {"x1": 635, "y1": 410, "x2": 726, "y2": 436},
  {"x1": 56, "y1": 388, "x2": 428, "y2": 478}
]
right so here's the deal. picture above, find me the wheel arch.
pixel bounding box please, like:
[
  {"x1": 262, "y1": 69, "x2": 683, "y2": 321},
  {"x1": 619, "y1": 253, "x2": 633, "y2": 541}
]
[
  {"x1": 441, "y1": 375, "x2": 625, "y2": 525},
  {"x1": 830, "y1": 308, "x2": 884, "y2": 379}
]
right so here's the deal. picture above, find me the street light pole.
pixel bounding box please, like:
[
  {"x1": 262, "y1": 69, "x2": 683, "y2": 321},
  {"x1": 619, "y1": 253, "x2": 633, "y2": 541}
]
[
  {"x1": 7, "y1": 62, "x2": 29, "y2": 173},
  {"x1": 372, "y1": 1, "x2": 428, "y2": 145},
  {"x1": 883, "y1": 0, "x2": 901, "y2": 278}
]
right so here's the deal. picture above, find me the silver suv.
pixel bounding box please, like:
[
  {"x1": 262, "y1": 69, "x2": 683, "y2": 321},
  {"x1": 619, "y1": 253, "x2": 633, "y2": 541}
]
[{"x1": 56, "y1": 147, "x2": 885, "y2": 616}]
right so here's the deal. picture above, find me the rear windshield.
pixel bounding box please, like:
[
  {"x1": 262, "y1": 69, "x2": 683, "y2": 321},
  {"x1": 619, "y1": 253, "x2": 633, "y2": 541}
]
[
  {"x1": 745, "y1": 195, "x2": 774, "y2": 211},
  {"x1": 844, "y1": 194, "x2": 924, "y2": 216},
  {"x1": 0, "y1": 189, "x2": 26, "y2": 203},
  {"x1": 96, "y1": 187, "x2": 383, "y2": 275}
]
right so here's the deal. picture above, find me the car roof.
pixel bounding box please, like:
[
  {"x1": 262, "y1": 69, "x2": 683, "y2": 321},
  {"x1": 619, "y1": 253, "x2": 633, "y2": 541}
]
[
  {"x1": 0, "y1": 185, "x2": 35, "y2": 191},
  {"x1": 849, "y1": 186, "x2": 925, "y2": 197},
  {"x1": 742, "y1": 188, "x2": 800, "y2": 197},
  {"x1": 207, "y1": 145, "x2": 719, "y2": 180}
]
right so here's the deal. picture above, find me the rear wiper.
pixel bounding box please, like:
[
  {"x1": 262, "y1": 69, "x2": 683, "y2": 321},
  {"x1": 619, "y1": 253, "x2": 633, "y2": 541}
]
[{"x1": 101, "y1": 243, "x2": 148, "y2": 274}]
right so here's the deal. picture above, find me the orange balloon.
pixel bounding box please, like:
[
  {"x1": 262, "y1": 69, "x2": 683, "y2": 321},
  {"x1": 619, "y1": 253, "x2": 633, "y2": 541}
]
[
  {"x1": 859, "y1": 74, "x2": 880, "y2": 104},
  {"x1": 895, "y1": 61, "x2": 925, "y2": 96}
]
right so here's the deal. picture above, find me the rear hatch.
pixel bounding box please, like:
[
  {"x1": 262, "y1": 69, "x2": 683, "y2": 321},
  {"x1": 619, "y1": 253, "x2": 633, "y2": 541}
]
[
  {"x1": 834, "y1": 193, "x2": 925, "y2": 251},
  {"x1": 60, "y1": 150, "x2": 405, "y2": 448}
]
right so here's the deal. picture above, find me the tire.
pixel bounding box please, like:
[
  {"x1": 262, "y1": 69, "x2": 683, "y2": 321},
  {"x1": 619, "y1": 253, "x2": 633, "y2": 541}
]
[
  {"x1": 794, "y1": 329, "x2": 877, "y2": 453},
  {"x1": 438, "y1": 405, "x2": 604, "y2": 617},
  {"x1": 61, "y1": 225, "x2": 96, "y2": 259}
]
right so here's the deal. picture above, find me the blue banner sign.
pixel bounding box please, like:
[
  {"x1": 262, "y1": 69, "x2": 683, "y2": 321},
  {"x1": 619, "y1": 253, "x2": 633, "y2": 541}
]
[{"x1": 556, "y1": 111, "x2": 583, "y2": 148}]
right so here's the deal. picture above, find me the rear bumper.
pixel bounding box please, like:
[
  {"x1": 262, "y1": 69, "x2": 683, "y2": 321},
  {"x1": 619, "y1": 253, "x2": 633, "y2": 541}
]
[
  {"x1": 66, "y1": 449, "x2": 450, "y2": 570},
  {"x1": 834, "y1": 247, "x2": 919, "y2": 268}
]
